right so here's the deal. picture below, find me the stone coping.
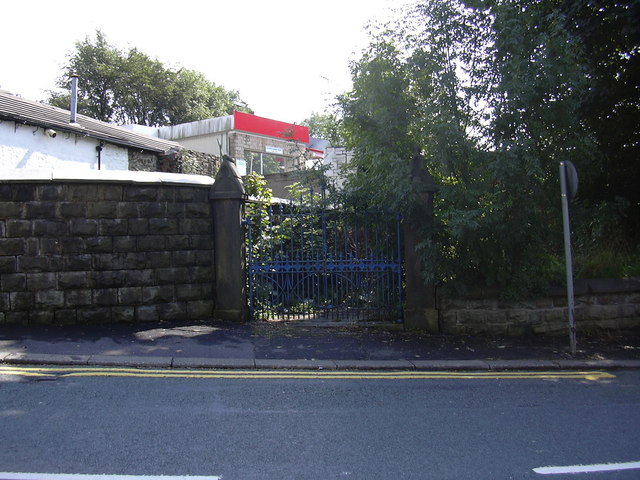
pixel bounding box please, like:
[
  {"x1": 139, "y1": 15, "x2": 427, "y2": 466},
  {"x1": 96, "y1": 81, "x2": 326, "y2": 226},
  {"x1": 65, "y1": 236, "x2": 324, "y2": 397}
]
[
  {"x1": 441, "y1": 277, "x2": 640, "y2": 300},
  {"x1": 2, "y1": 352, "x2": 640, "y2": 370},
  {"x1": 0, "y1": 168, "x2": 214, "y2": 186}
]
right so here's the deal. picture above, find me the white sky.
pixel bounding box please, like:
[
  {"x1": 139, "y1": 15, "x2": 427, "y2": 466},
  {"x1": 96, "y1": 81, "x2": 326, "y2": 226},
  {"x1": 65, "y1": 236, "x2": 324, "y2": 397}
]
[{"x1": 1, "y1": 0, "x2": 413, "y2": 124}]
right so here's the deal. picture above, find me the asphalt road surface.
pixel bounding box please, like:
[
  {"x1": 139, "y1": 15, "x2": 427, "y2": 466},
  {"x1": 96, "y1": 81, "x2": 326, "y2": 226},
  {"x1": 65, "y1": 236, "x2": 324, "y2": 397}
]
[{"x1": 1, "y1": 366, "x2": 639, "y2": 479}]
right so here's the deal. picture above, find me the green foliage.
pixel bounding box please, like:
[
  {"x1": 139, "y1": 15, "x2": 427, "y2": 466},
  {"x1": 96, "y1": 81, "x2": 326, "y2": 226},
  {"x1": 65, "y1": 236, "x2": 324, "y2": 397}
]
[
  {"x1": 170, "y1": 68, "x2": 248, "y2": 124},
  {"x1": 339, "y1": 0, "x2": 638, "y2": 298},
  {"x1": 244, "y1": 172, "x2": 273, "y2": 226},
  {"x1": 244, "y1": 172, "x2": 272, "y2": 204},
  {"x1": 301, "y1": 112, "x2": 346, "y2": 146},
  {"x1": 560, "y1": 0, "x2": 640, "y2": 240},
  {"x1": 570, "y1": 197, "x2": 640, "y2": 278},
  {"x1": 339, "y1": 39, "x2": 418, "y2": 210},
  {"x1": 244, "y1": 173, "x2": 273, "y2": 259},
  {"x1": 48, "y1": 30, "x2": 252, "y2": 126},
  {"x1": 285, "y1": 182, "x2": 326, "y2": 208},
  {"x1": 48, "y1": 30, "x2": 119, "y2": 122}
]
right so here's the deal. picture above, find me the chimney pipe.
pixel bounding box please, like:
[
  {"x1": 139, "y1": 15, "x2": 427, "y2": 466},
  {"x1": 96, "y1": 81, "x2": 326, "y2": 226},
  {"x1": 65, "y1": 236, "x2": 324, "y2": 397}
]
[{"x1": 70, "y1": 74, "x2": 78, "y2": 124}]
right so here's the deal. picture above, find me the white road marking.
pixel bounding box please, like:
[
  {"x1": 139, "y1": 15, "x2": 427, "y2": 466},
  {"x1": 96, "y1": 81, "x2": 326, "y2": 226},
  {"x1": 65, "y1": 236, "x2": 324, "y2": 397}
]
[
  {"x1": 0, "y1": 474, "x2": 221, "y2": 480},
  {"x1": 533, "y1": 461, "x2": 640, "y2": 475}
]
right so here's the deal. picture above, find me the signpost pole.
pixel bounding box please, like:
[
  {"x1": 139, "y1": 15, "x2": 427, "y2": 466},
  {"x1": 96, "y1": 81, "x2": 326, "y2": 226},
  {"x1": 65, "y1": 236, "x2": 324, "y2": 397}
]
[{"x1": 559, "y1": 161, "x2": 577, "y2": 355}]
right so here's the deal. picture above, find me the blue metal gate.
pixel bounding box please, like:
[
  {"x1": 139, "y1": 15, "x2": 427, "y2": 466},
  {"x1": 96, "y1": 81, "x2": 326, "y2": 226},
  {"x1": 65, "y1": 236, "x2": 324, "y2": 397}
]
[{"x1": 245, "y1": 199, "x2": 403, "y2": 323}]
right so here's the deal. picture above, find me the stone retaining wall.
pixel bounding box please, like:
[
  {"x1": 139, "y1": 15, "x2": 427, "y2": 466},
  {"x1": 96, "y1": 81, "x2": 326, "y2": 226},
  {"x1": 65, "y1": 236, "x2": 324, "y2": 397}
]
[
  {"x1": 0, "y1": 174, "x2": 215, "y2": 325},
  {"x1": 439, "y1": 278, "x2": 640, "y2": 335},
  {"x1": 178, "y1": 149, "x2": 220, "y2": 177},
  {"x1": 129, "y1": 148, "x2": 220, "y2": 177},
  {"x1": 263, "y1": 171, "x2": 308, "y2": 199}
]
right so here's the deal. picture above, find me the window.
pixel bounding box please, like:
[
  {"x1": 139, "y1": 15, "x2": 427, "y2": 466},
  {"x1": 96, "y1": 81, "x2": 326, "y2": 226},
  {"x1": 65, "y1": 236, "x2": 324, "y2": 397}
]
[{"x1": 244, "y1": 151, "x2": 286, "y2": 174}]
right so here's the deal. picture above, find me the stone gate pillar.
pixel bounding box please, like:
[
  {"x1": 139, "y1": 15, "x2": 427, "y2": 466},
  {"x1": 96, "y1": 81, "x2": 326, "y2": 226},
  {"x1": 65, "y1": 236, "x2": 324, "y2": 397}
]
[
  {"x1": 210, "y1": 156, "x2": 248, "y2": 322},
  {"x1": 404, "y1": 153, "x2": 439, "y2": 331}
]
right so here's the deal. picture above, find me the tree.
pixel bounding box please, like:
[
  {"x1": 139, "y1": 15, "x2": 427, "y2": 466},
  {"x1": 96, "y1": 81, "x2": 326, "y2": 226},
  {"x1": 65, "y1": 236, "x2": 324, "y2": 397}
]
[
  {"x1": 300, "y1": 112, "x2": 345, "y2": 146},
  {"x1": 560, "y1": 0, "x2": 640, "y2": 240},
  {"x1": 339, "y1": 39, "x2": 419, "y2": 209},
  {"x1": 112, "y1": 47, "x2": 174, "y2": 126},
  {"x1": 48, "y1": 30, "x2": 251, "y2": 126},
  {"x1": 48, "y1": 30, "x2": 119, "y2": 122},
  {"x1": 338, "y1": 0, "x2": 627, "y2": 297},
  {"x1": 170, "y1": 69, "x2": 247, "y2": 124}
]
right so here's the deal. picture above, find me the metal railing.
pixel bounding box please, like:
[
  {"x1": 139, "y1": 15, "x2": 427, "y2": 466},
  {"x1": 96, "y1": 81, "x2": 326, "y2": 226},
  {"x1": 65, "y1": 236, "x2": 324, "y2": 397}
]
[{"x1": 246, "y1": 201, "x2": 403, "y2": 323}]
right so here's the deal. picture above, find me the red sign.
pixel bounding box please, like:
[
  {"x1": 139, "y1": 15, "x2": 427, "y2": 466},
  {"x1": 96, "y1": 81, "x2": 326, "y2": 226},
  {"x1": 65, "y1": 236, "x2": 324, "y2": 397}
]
[
  {"x1": 307, "y1": 148, "x2": 324, "y2": 158},
  {"x1": 234, "y1": 111, "x2": 309, "y2": 143}
]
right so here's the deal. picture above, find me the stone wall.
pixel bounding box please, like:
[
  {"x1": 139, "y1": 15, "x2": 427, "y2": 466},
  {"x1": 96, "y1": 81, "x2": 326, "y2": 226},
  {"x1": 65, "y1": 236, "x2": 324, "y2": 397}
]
[
  {"x1": 438, "y1": 278, "x2": 640, "y2": 335},
  {"x1": 129, "y1": 150, "x2": 158, "y2": 172},
  {"x1": 263, "y1": 171, "x2": 311, "y2": 199},
  {"x1": 178, "y1": 149, "x2": 220, "y2": 177},
  {"x1": 0, "y1": 176, "x2": 215, "y2": 325},
  {"x1": 130, "y1": 148, "x2": 220, "y2": 177}
]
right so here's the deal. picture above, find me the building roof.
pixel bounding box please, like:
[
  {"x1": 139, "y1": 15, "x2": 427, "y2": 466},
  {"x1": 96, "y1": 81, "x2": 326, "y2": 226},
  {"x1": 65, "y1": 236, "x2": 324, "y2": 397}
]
[
  {"x1": 156, "y1": 111, "x2": 310, "y2": 143},
  {"x1": 156, "y1": 115, "x2": 234, "y2": 140},
  {"x1": 0, "y1": 90, "x2": 181, "y2": 154}
]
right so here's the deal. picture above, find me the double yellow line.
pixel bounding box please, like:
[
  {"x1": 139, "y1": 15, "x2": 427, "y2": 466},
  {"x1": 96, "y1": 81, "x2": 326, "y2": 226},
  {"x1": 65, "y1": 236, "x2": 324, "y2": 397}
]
[{"x1": 0, "y1": 365, "x2": 615, "y2": 381}]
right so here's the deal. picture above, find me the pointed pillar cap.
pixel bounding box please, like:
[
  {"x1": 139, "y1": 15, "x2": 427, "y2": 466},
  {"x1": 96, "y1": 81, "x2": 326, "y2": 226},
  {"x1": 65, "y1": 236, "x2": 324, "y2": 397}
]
[{"x1": 210, "y1": 155, "x2": 246, "y2": 200}]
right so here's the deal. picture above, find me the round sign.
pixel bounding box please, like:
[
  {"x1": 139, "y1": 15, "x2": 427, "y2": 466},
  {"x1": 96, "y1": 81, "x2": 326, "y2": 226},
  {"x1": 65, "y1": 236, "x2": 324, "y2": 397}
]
[{"x1": 564, "y1": 161, "x2": 578, "y2": 199}]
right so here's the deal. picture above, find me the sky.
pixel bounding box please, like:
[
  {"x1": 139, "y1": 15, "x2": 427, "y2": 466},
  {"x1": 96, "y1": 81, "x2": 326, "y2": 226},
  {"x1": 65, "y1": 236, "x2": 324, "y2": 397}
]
[{"x1": 1, "y1": 0, "x2": 413, "y2": 124}]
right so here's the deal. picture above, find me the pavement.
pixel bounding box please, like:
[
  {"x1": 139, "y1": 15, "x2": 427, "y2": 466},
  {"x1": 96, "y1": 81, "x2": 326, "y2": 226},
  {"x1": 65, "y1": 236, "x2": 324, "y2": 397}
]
[{"x1": 1, "y1": 320, "x2": 640, "y2": 370}]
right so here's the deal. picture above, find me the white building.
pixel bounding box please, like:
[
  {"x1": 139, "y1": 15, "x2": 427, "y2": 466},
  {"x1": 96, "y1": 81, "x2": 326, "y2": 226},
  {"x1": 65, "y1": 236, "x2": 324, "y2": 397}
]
[
  {"x1": 0, "y1": 90, "x2": 180, "y2": 171},
  {"x1": 146, "y1": 111, "x2": 311, "y2": 176}
]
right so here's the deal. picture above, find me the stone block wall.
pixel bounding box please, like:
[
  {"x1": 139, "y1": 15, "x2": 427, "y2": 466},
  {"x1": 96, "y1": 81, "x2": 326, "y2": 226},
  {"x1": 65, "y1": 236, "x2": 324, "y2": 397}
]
[
  {"x1": 0, "y1": 178, "x2": 215, "y2": 325},
  {"x1": 438, "y1": 278, "x2": 640, "y2": 335},
  {"x1": 129, "y1": 150, "x2": 158, "y2": 172},
  {"x1": 178, "y1": 149, "x2": 220, "y2": 177},
  {"x1": 263, "y1": 171, "x2": 310, "y2": 199},
  {"x1": 130, "y1": 148, "x2": 220, "y2": 178}
]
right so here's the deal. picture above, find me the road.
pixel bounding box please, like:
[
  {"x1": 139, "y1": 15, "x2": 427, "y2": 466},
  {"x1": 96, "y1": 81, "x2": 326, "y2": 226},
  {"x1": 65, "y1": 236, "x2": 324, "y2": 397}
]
[{"x1": 0, "y1": 366, "x2": 639, "y2": 479}]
